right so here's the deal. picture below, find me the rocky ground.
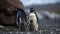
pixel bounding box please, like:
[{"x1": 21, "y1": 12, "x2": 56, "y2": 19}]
[{"x1": 0, "y1": 19, "x2": 60, "y2": 34}]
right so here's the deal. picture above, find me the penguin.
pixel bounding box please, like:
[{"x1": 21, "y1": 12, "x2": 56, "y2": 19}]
[{"x1": 28, "y1": 8, "x2": 39, "y2": 31}]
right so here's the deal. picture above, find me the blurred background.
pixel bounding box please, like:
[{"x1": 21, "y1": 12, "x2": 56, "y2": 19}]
[
  {"x1": 20, "y1": 0, "x2": 60, "y2": 26},
  {"x1": 21, "y1": 0, "x2": 60, "y2": 34},
  {"x1": 0, "y1": 0, "x2": 60, "y2": 34},
  {"x1": 19, "y1": 0, "x2": 60, "y2": 34}
]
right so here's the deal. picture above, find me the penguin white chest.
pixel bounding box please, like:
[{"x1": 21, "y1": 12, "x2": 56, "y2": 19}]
[{"x1": 29, "y1": 13, "x2": 37, "y2": 21}]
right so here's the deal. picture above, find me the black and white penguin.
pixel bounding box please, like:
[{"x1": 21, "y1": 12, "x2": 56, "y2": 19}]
[{"x1": 28, "y1": 8, "x2": 39, "y2": 31}]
